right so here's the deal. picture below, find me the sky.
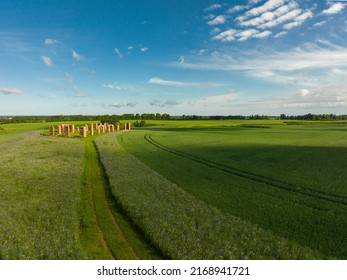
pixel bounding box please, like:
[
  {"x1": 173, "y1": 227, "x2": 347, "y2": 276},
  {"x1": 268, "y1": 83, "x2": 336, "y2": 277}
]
[{"x1": 1, "y1": 0, "x2": 347, "y2": 116}]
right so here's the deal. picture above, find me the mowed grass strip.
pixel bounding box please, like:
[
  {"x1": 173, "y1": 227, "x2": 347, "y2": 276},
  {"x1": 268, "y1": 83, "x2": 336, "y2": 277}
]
[
  {"x1": 95, "y1": 133, "x2": 321, "y2": 260},
  {"x1": 0, "y1": 131, "x2": 84, "y2": 259},
  {"x1": 79, "y1": 137, "x2": 161, "y2": 260}
]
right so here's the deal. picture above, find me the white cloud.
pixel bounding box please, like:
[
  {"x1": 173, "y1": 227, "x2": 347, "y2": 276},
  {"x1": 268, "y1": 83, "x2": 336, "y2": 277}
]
[
  {"x1": 227, "y1": 5, "x2": 248, "y2": 14},
  {"x1": 140, "y1": 47, "x2": 149, "y2": 52},
  {"x1": 150, "y1": 100, "x2": 180, "y2": 107},
  {"x1": 187, "y1": 92, "x2": 238, "y2": 107},
  {"x1": 210, "y1": 27, "x2": 222, "y2": 35},
  {"x1": 174, "y1": 44, "x2": 347, "y2": 85},
  {"x1": 41, "y1": 55, "x2": 53, "y2": 66},
  {"x1": 44, "y1": 39, "x2": 60, "y2": 45},
  {"x1": 0, "y1": 87, "x2": 22, "y2": 95},
  {"x1": 296, "y1": 88, "x2": 310, "y2": 97},
  {"x1": 198, "y1": 49, "x2": 208, "y2": 55},
  {"x1": 273, "y1": 31, "x2": 288, "y2": 38},
  {"x1": 204, "y1": 4, "x2": 222, "y2": 12},
  {"x1": 207, "y1": 15, "x2": 227, "y2": 25},
  {"x1": 127, "y1": 46, "x2": 134, "y2": 54},
  {"x1": 257, "y1": 8, "x2": 302, "y2": 29},
  {"x1": 149, "y1": 77, "x2": 223, "y2": 87},
  {"x1": 237, "y1": 29, "x2": 259, "y2": 41},
  {"x1": 322, "y1": 3, "x2": 345, "y2": 15},
  {"x1": 239, "y1": 2, "x2": 299, "y2": 28},
  {"x1": 179, "y1": 56, "x2": 185, "y2": 64},
  {"x1": 283, "y1": 10, "x2": 313, "y2": 30},
  {"x1": 253, "y1": 30, "x2": 272, "y2": 38},
  {"x1": 102, "y1": 82, "x2": 134, "y2": 91},
  {"x1": 214, "y1": 28, "x2": 271, "y2": 42},
  {"x1": 313, "y1": 20, "x2": 326, "y2": 27},
  {"x1": 71, "y1": 49, "x2": 84, "y2": 61},
  {"x1": 240, "y1": 0, "x2": 286, "y2": 20},
  {"x1": 114, "y1": 48, "x2": 123, "y2": 59},
  {"x1": 248, "y1": 0, "x2": 262, "y2": 4},
  {"x1": 213, "y1": 29, "x2": 237, "y2": 41}
]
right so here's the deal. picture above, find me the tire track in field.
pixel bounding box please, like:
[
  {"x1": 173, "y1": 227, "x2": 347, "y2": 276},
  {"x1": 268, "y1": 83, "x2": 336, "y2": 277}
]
[
  {"x1": 144, "y1": 134, "x2": 347, "y2": 207},
  {"x1": 83, "y1": 140, "x2": 139, "y2": 260}
]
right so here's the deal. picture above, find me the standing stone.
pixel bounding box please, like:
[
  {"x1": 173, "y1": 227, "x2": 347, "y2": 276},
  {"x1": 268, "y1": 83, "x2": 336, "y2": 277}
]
[
  {"x1": 64, "y1": 125, "x2": 70, "y2": 137},
  {"x1": 116, "y1": 122, "x2": 120, "y2": 132},
  {"x1": 70, "y1": 124, "x2": 75, "y2": 134},
  {"x1": 97, "y1": 125, "x2": 101, "y2": 134},
  {"x1": 58, "y1": 125, "x2": 62, "y2": 135},
  {"x1": 110, "y1": 124, "x2": 115, "y2": 132},
  {"x1": 49, "y1": 126, "x2": 55, "y2": 136},
  {"x1": 124, "y1": 123, "x2": 127, "y2": 131},
  {"x1": 90, "y1": 124, "x2": 94, "y2": 136},
  {"x1": 79, "y1": 126, "x2": 87, "y2": 138},
  {"x1": 128, "y1": 122, "x2": 131, "y2": 131}
]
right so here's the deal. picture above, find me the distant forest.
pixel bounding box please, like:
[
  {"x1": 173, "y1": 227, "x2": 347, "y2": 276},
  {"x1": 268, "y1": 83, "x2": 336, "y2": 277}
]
[{"x1": 1, "y1": 113, "x2": 347, "y2": 124}]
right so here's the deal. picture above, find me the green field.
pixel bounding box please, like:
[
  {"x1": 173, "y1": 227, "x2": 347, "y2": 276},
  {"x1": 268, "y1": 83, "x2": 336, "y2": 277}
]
[
  {"x1": 116, "y1": 123, "x2": 347, "y2": 259},
  {"x1": 1, "y1": 120, "x2": 346, "y2": 259},
  {"x1": 0, "y1": 122, "x2": 160, "y2": 259}
]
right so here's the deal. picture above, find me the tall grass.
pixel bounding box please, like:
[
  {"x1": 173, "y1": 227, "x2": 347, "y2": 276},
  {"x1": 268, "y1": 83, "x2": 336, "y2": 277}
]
[
  {"x1": 0, "y1": 131, "x2": 84, "y2": 259},
  {"x1": 95, "y1": 133, "x2": 321, "y2": 259}
]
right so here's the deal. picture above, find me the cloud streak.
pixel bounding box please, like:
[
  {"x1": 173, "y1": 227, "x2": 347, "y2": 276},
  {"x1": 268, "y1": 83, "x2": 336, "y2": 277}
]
[
  {"x1": 44, "y1": 39, "x2": 60, "y2": 45},
  {"x1": 149, "y1": 77, "x2": 224, "y2": 87},
  {"x1": 114, "y1": 48, "x2": 123, "y2": 59},
  {"x1": 0, "y1": 87, "x2": 22, "y2": 95},
  {"x1": 41, "y1": 55, "x2": 53, "y2": 66},
  {"x1": 72, "y1": 49, "x2": 84, "y2": 61},
  {"x1": 150, "y1": 100, "x2": 180, "y2": 107}
]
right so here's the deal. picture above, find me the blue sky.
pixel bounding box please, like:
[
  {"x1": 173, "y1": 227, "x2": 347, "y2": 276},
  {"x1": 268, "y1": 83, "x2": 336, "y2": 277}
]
[{"x1": 1, "y1": 0, "x2": 347, "y2": 116}]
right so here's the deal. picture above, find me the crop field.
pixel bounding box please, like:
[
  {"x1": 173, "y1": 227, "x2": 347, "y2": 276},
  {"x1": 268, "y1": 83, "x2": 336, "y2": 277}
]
[
  {"x1": 115, "y1": 123, "x2": 347, "y2": 259},
  {"x1": 0, "y1": 123, "x2": 160, "y2": 260},
  {"x1": 1, "y1": 120, "x2": 346, "y2": 259}
]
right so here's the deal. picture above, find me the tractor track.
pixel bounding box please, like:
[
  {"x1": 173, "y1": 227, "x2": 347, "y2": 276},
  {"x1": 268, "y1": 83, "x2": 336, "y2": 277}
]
[
  {"x1": 144, "y1": 134, "x2": 347, "y2": 207},
  {"x1": 82, "y1": 139, "x2": 141, "y2": 259}
]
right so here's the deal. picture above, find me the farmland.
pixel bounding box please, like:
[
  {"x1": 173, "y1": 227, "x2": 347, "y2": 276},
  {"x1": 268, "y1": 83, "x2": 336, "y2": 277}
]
[
  {"x1": 115, "y1": 122, "x2": 347, "y2": 259},
  {"x1": 0, "y1": 120, "x2": 346, "y2": 259},
  {"x1": 0, "y1": 122, "x2": 160, "y2": 259}
]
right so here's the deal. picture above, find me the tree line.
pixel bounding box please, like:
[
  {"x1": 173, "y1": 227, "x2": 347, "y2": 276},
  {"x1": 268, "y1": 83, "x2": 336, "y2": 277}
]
[{"x1": 1, "y1": 113, "x2": 347, "y2": 125}]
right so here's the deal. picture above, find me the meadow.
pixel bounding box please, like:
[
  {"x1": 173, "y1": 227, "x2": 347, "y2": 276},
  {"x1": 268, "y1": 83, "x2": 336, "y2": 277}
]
[
  {"x1": 1, "y1": 120, "x2": 346, "y2": 259},
  {"x1": 0, "y1": 122, "x2": 159, "y2": 259}
]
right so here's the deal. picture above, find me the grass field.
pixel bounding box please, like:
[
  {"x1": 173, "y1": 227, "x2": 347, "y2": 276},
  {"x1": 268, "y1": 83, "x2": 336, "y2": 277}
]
[
  {"x1": 0, "y1": 130, "x2": 84, "y2": 259},
  {"x1": 116, "y1": 123, "x2": 347, "y2": 259},
  {"x1": 0, "y1": 123, "x2": 160, "y2": 259},
  {"x1": 1, "y1": 120, "x2": 346, "y2": 259}
]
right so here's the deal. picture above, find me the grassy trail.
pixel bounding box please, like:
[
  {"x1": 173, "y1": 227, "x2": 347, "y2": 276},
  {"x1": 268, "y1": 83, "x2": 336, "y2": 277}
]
[{"x1": 79, "y1": 137, "x2": 160, "y2": 259}]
